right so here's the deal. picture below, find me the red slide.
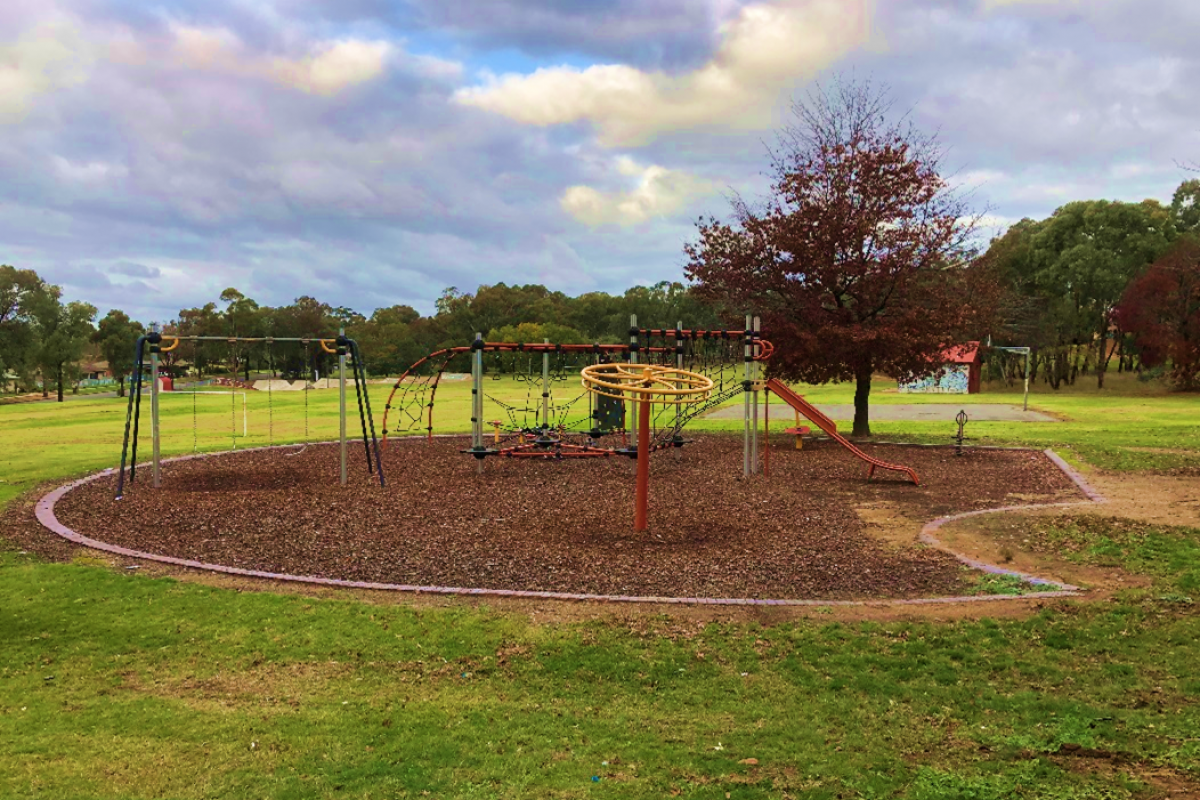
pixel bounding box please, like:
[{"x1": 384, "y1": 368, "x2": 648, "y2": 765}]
[{"x1": 765, "y1": 378, "x2": 920, "y2": 485}]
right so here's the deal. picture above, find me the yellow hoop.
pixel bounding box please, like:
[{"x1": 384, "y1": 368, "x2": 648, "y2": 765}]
[
  {"x1": 159, "y1": 336, "x2": 181, "y2": 353},
  {"x1": 319, "y1": 339, "x2": 338, "y2": 354},
  {"x1": 580, "y1": 363, "x2": 713, "y2": 405}
]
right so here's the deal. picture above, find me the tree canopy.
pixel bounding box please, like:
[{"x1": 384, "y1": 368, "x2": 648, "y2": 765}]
[
  {"x1": 1115, "y1": 235, "x2": 1200, "y2": 390},
  {"x1": 685, "y1": 78, "x2": 995, "y2": 435},
  {"x1": 983, "y1": 197, "x2": 1177, "y2": 388},
  {"x1": 93, "y1": 310, "x2": 145, "y2": 397}
]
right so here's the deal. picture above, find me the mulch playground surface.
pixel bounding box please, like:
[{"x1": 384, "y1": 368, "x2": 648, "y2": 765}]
[{"x1": 9, "y1": 435, "x2": 1084, "y2": 601}]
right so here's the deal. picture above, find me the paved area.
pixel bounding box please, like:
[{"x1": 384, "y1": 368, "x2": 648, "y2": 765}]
[{"x1": 702, "y1": 402, "x2": 1060, "y2": 423}]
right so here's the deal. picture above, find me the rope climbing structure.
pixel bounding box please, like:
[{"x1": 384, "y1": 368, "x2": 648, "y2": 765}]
[{"x1": 380, "y1": 316, "x2": 772, "y2": 463}]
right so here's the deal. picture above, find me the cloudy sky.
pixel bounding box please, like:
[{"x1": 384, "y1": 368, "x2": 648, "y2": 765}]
[{"x1": 2, "y1": 0, "x2": 1197, "y2": 322}]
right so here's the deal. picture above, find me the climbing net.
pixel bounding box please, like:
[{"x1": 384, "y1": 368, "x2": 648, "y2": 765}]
[{"x1": 380, "y1": 329, "x2": 771, "y2": 459}]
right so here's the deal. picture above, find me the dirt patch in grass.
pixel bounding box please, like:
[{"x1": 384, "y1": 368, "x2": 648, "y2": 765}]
[
  {"x1": 1087, "y1": 470, "x2": 1200, "y2": 527},
  {"x1": 9, "y1": 435, "x2": 1083, "y2": 602}
]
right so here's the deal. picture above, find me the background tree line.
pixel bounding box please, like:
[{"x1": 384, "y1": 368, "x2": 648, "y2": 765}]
[
  {"x1": 0, "y1": 274, "x2": 726, "y2": 399},
  {"x1": 982, "y1": 178, "x2": 1200, "y2": 390}
]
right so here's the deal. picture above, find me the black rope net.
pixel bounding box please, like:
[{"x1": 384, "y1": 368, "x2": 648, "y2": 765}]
[{"x1": 381, "y1": 331, "x2": 763, "y2": 458}]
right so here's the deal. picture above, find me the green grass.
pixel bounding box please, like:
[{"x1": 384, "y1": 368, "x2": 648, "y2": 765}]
[{"x1": 2, "y1": 374, "x2": 1200, "y2": 797}]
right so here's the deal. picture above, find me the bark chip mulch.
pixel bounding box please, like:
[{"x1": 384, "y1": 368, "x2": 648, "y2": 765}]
[{"x1": 18, "y1": 435, "x2": 1084, "y2": 600}]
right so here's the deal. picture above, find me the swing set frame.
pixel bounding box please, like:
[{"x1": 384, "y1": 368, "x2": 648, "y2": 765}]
[{"x1": 115, "y1": 328, "x2": 385, "y2": 499}]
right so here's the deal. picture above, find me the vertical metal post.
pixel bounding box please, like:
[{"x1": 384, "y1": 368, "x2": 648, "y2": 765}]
[
  {"x1": 339, "y1": 326, "x2": 347, "y2": 487},
  {"x1": 751, "y1": 315, "x2": 760, "y2": 474},
  {"x1": 1023, "y1": 349, "x2": 1031, "y2": 412},
  {"x1": 634, "y1": 375, "x2": 651, "y2": 532},
  {"x1": 588, "y1": 346, "x2": 597, "y2": 433},
  {"x1": 472, "y1": 333, "x2": 484, "y2": 473},
  {"x1": 150, "y1": 325, "x2": 161, "y2": 489},
  {"x1": 541, "y1": 338, "x2": 550, "y2": 431},
  {"x1": 629, "y1": 314, "x2": 638, "y2": 449},
  {"x1": 764, "y1": 382, "x2": 770, "y2": 478},
  {"x1": 675, "y1": 320, "x2": 683, "y2": 432},
  {"x1": 743, "y1": 314, "x2": 751, "y2": 478},
  {"x1": 115, "y1": 336, "x2": 145, "y2": 499}
]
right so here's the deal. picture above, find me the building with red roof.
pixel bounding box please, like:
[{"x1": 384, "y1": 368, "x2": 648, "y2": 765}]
[{"x1": 898, "y1": 342, "x2": 982, "y2": 394}]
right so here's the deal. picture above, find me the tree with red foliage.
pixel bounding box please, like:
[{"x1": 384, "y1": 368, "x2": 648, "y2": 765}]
[
  {"x1": 1115, "y1": 236, "x2": 1200, "y2": 390},
  {"x1": 685, "y1": 79, "x2": 997, "y2": 435}
]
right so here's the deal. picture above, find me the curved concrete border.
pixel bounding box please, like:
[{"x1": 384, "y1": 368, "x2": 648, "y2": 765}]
[
  {"x1": 35, "y1": 444, "x2": 1104, "y2": 607},
  {"x1": 916, "y1": 449, "x2": 1106, "y2": 592}
]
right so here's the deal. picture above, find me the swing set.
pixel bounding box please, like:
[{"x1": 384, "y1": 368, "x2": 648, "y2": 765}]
[{"x1": 115, "y1": 328, "x2": 385, "y2": 499}]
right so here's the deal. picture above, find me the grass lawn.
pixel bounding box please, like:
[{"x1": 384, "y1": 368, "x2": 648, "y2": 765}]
[{"x1": 1, "y1": 373, "x2": 1198, "y2": 798}]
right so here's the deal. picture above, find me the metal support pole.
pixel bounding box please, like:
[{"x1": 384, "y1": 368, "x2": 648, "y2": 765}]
[
  {"x1": 1023, "y1": 349, "x2": 1031, "y2": 412},
  {"x1": 115, "y1": 336, "x2": 146, "y2": 499},
  {"x1": 675, "y1": 320, "x2": 683, "y2": 432},
  {"x1": 752, "y1": 315, "x2": 760, "y2": 475},
  {"x1": 130, "y1": 344, "x2": 145, "y2": 484},
  {"x1": 541, "y1": 338, "x2": 550, "y2": 431},
  {"x1": 629, "y1": 314, "x2": 638, "y2": 449},
  {"x1": 471, "y1": 333, "x2": 483, "y2": 449},
  {"x1": 338, "y1": 326, "x2": 347, "y2": 487},
  {"x1": 150, "y1": 326, "x2": 161, "y2": 489},
  {"x1": 351, "y1": 345, "x2": 373, "y2": 474},
  {"x1": 350, "y1": 340, "x2": 386, "y2": 486},
  {"x1": 743, "y1": 314, "x2": 751, "y2": 478},
  {"x1": 634, "y1": 383, "x2": 652, "y2": 532},
  {"x1": 764, "y1": 383, "x2": 770, "y2": 478},
  {"x1": 472, "y1": 332, "x2": 484, "y2": 473},
  {"x1": 588, "y1": 347, "x2": 597, "y2": 433}
]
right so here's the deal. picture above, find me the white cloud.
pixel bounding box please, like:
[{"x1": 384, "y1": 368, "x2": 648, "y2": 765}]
[
  {"x1": 455, "y1": 0, "x2": 873, "y2": 146},
  {"x1": 560, "y1": 157, "x2": 714, "y2": 226},
  {"x1": 269, "y1": 39, "x2": 393, "y2": 96},
  {"x1": 168, "y1": 23, "x2": 393, "y2": 96},
  {"x1": 0, "y1": 16, "x2": 92, "y2": 121}
]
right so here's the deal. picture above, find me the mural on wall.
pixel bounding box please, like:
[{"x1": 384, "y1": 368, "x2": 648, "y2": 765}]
[{"x1": 899, "y1": 365, "x2": 970, "y2": 394}]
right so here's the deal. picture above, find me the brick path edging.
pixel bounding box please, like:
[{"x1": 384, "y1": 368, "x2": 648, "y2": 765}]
[{"x1": 35, "y1": 444, "x2": 1105, "y2": 607}]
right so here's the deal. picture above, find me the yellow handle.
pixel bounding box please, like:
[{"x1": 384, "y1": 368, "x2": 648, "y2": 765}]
[
  {"x1": 319, "y1": 339, "x2": 339, "y2": 354},
  {"x1": 159, "y1": 336, "x2": 181, "y2": 353}
]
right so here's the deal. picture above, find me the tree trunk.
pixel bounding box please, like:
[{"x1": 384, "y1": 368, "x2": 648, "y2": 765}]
[
  {"x1": 852, "y1": 366, "x2": 872, "y2": 437},
  {"x1": 1097, "y1": 326, "x2": 1118, "y2": 389},
  {"x1": 56, "y1": 363, "x2": 64, "y2": 403},
  {"x1": 117, "y1": 371, "x2": 126, "y2": 398},
  {"x1": 1048, "y1": 350, "x2": 1066, "y2": 390}
]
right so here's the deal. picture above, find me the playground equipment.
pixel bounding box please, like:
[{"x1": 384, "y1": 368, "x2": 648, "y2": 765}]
[
  {"x1": 581, "y1": 363, "x2": 713, "y2": 531},
  {"x1": 380, "y1": 313, "x2": 919, "y2": 489},
  {"x1": 160, "y1": 389, "x2": 249, "y2": 443},
  {"x1": 115, "y1": 327, "x2": 384, "y2": 498},
  {"x1": 382, "y1": 315, "x2": 770, "y2": 469},
  {"x1": 953, "y1": 410, "x2": 970, "y2": 456},
  {"x1": 763, "y1": 379, "x2": 920, "y2": 485},
  {"x1": 783, "y1": 417, "x2": 812, "y2": 449},
  {"x1": 988, "y1": 342, "x2": 1033, "y2": 411}
]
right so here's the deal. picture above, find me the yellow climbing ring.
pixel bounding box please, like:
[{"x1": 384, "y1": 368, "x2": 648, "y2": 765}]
[{"x1": 580, "y1": 363, "x2": 713, "y2": 405}]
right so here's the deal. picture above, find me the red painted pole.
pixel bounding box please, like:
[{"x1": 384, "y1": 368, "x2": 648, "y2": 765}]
[{"x1": 634, "y1": 396, "x2": 651, "y2": 532}]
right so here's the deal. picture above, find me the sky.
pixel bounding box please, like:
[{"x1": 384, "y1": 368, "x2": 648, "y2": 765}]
[{"x1": 2, "y1": 0, "x2": 1197, "y2": 323}]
